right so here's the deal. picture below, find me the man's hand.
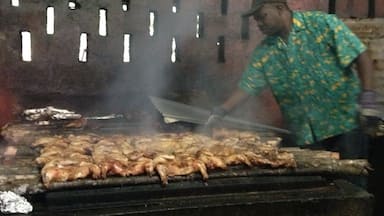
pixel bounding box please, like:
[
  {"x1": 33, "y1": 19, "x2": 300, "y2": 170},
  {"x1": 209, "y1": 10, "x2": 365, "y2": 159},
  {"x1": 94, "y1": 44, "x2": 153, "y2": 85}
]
[
  {"x1": 204, "y1": 107, "x2": 228, "y2": 133},
  {"x1": 359, "y1": 90, "x2": 380, "y2": 116},
  {"x1": 359, "y1": 90, "x2": 381, "y2": 135}
]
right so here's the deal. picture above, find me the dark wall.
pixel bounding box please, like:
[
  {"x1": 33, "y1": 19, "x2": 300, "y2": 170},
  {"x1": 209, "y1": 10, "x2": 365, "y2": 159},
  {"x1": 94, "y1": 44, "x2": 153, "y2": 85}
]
[
  {"x1": 0, "y1": 0, "x2": 259, "y2": 99},
  {"x1": 0, "y1": 0, "x2": 382, "y2": 124}
]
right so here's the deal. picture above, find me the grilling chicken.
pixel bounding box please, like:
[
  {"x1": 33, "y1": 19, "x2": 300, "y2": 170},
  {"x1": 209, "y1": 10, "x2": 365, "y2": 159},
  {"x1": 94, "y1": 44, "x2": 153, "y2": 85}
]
[
  {"x1": 41, "y1": 153, "x2": 101, "y2": 186},
  {"x1": 154, "y1": 152, "x2": 209, "y2": 185},
  {"x1": 31, "y1": 129, "x2": 296, "y2": 187}
]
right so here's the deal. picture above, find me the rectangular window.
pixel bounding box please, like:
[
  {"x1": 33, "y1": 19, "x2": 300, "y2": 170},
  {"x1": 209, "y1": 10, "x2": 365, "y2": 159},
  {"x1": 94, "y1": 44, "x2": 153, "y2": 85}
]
[
  {"x1": 217, "y1": 36, "x2": 225, "y2": 63},
  {"x1": 196, "y1": 13, "x2": 204, "y2": 38},
  {"x1": 68, "y1": 1, "x2": 80, "y2": 10},
  {"x1": 11, "y1": 0, "x2": 19, "y2": 7},
  {"x1": 171, "y1": 37, "x2": 177, "y2": 63},
  {"x1": 221, "y1": 0, "x2": 228, "y2": 15},
  {"x1": 46, "y1": 7, "x2": 55, "y2": 35},
  {"x1": 21, "y1": 31, "x2": 32, "y2": 62},
  {"x1": 123, "y1": 34, "x2": 131, "y2": 63},
  {"x1": 99, "y1": 9, "x2": 107, "y2": 36},
  {"x1": 149, "y1": 11, "x2": 156, "y2": 37},
  {"x1": 172, "y1": 0, "x2": 180, "y2": 13},
  {"x1": 122, "y1": 0, "x2": 130, "y2": 11},
  {"x1": 79, "y1": 33, "x2": 87, "y2": 62}
]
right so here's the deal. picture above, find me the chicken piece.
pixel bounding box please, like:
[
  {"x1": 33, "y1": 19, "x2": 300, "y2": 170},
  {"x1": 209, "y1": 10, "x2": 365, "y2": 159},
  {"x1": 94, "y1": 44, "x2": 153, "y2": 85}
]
[
  {"x1": 37, "y1": 146, "x2": 92, "y2": 165},
  {"x1": 173, "y1": 154, "x2": 208, "y2": 180},
  {"x1": 67, "y1": 139, "x2": 93, "y2": 154},
  {"x1": 173, "y1": 146, "x2": 200, "y2": 156},
  {"x1": 196, "y1": 150, "x2": 227, "y2": 170},
  {"x1": 125, "y1": 151, "x2": 145, "y2": 161},
  {"x1": 207, "y1": 144, "x2": 252, "y2": 167},
  {"x1": 39, "y1": 145, "x2": 65, "y2": 154},
  {"x1": 42, "y1": 166, "x2": 71, "y2": 186},
  {"x1": 154, "y1": 153, "x2": 208, "y2": 185},
  {"x1": 36, "y1": 153, "x2": 62, "y2": 165},
  {"x1": 32, "y1": 136, "x2": 65, "y2": 147},
  {"x1": 93, "y1": 141, "x2": 122, "y2": 155},
  {"x1": 96, "y1": 160, "x2": 126, "y2": 178},
  {"x1": 223, "y1": 154, "x2": 253, "y2": 167},
  {"x1": 131, "y1": 136, "x2": 153, "y2": 148},
  {"x1": 41, "y1": 161, "x2": 100, "y2": 186},
  {"x1": 107, "y1": 134, "x2": 132, "y2": 146},
  {"x1": 238, "y1": 131, "x2": 260, "y2": 140},
  {"x1": 92, "y1": 150, "x2": 129, "y2": 178},
  {"x1": 155, "y1": 164, "x2": 168, "y2": 185},
  {"x1": 152, "y1": 154, "x2": 175, "y2": 165},
  {"x1": 208, "y1": 144, "x2": 237, "y2": 157},
  {"x1": 67, "y1": 134, "x2": 101, "y2": 143},
  {"x1": 124, "y1": 157, "x2": 154, "y2": 176},
  {"x1": 154, "y1": 139, "x2": 183, "y2": 154},
  {"x1": 219, "y1": 137, "x2": 241, "y2": 146},
  {"x1": 120, "y1": 144, "x2": 135, "y2": 156},
  {"x1": 177, "y1": 132, "x2": 202, "y2": 146}
]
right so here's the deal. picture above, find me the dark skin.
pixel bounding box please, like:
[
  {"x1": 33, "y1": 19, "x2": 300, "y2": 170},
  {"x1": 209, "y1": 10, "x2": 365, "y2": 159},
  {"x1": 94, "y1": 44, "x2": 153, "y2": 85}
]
[
  {"x1": 252, "y1": 3, "x2": 292, "y2": 41},
  {"x1": 219, "y1": 3, "x2": 374, "y2": 113}
]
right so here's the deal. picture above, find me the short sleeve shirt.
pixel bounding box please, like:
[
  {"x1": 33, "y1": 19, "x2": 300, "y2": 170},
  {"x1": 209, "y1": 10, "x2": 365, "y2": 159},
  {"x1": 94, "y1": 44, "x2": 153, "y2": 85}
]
[{"x1": 239, "y1": 11, "x2": 366, "y2": 145}]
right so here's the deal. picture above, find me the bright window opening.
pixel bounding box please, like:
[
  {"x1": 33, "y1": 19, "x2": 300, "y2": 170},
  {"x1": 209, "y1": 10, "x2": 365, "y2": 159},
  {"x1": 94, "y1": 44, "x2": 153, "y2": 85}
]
[
  {"x1": 196, "y1": 14, "x2": 200, "y2": 38},
  {"x1": 149, "y1": 12, "x2": 155, "y2": 37},
  {"x1": 21, "y1": 31, "x2": 32, "y2": 62},
  {"x1": 99, "y1": 9, "x2": 107, "y2": 37},
  {"x1": 68, "y1": 1, "x2": 76, "y2": 10},
  {"x1": 171, "y1": 37, "x2": 177, "y2": 63},
  {"x1": 79, "y1": 33, "x2": 88, "y2": 62},
  {"x1": 46, "y1": 7, "x2": 54, "y2": 35},
  {"x1": 68, "y1": 1, "x2": 80, "y2": 10},
  {"x1": 122, "y1": 0, "x2": 130, "y2": 11},
  {"x1": 123, "y1": 34, "x2": 131, "y2": 63},
  {"x1": 122, "y1": 4, "x2": 128, "y2": 11},
  {"x1": 11, "y1": 0, "x2": 19, "y2": 7},
  {"x1": 172, "y1": 0, "x2": 180, "y2": 13}
]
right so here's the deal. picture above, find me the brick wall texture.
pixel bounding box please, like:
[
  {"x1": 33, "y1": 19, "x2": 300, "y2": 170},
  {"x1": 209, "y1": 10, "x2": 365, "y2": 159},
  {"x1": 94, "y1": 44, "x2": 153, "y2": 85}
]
[{"x1": 345, "y1": 19, "x2": 384, "y2": 100}]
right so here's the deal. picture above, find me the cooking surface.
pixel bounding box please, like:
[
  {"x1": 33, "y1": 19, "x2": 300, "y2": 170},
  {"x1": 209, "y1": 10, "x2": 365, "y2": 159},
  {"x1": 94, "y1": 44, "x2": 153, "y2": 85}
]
[
  {"x1": 0, "y1": 122, "x2": 370, "y2": 195},
  {"x1": 0, "y1": 121, "x2": 374, "y2": 216}
]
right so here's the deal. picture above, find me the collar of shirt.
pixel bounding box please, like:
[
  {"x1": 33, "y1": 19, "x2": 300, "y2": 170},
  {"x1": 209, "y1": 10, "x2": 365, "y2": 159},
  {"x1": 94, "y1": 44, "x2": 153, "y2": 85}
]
[{"x1": 264, "y1": 11, "x2": 305, "y2": 46}]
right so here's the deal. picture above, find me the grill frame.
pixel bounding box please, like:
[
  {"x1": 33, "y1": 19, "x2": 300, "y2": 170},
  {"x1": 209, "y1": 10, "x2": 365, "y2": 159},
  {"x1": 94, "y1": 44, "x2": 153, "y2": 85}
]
[{"x1": 26, "y1": 177, "x2": 373, "y2": 216}]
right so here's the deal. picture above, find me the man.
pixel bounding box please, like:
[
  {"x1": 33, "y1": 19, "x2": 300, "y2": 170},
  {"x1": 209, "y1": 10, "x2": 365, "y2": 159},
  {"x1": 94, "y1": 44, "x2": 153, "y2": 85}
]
[{"x1": 206, "y1": 0, "x2": 378, "y2": 160}]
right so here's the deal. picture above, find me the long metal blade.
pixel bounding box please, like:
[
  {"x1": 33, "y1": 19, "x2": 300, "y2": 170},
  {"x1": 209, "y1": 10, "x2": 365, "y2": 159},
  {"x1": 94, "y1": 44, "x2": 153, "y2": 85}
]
[{"x1": 149, "y1": 96, "x2": 291, "y2": 134}]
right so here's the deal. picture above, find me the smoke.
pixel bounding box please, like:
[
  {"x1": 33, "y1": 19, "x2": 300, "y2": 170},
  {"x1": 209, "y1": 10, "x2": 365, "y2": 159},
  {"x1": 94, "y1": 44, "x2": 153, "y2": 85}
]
[{"x1": 103, "y1": 2, "x2": 207, "y2": 130}]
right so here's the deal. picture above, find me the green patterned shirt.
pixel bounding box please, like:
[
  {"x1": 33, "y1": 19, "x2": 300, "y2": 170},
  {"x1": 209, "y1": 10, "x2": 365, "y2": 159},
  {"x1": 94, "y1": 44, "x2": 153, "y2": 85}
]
[{"x1": 239, "y1": 11, "x2": 366, "y2": 145}]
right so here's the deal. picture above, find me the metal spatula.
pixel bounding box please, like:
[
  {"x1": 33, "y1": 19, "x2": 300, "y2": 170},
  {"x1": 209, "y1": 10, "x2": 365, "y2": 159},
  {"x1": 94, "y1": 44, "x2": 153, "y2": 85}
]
[{"x1": 149, "y1": 96, "x2": 291, "y2": 134}]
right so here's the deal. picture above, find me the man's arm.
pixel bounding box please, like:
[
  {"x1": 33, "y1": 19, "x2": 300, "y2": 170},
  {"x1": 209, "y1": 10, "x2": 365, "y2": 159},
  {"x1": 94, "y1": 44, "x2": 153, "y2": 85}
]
[
  {"x1": 355, "y1": 50, "x2": 380, "y2": 129},
  {"x1": 355, "y1": 50, "x2": 374, "y2": 91},
  {"x1": 220, "y1": 87, "x2": 250, "y2": 113}
]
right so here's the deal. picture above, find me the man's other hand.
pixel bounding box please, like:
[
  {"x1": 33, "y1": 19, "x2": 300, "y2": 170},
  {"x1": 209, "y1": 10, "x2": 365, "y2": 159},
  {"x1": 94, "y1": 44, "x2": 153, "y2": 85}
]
[{"x1": 359, "y1": 90, "x2": 382, "y2": 135}]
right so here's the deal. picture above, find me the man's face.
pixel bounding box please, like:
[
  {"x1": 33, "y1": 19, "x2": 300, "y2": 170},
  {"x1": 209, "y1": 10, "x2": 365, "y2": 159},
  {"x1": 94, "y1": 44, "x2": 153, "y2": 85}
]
[{"x1": 252, "y1": 4, "x2": 283, "y2": 36}]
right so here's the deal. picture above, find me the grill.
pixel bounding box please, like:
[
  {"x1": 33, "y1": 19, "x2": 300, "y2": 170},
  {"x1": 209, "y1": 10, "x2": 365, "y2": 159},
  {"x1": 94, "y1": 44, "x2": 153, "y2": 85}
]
[
  {"x1": 27, "y1": 177, "x2": 371, "y2": 216},
  {"x1": 0, "y1": 119, "x2": 374, "y2": 216}
]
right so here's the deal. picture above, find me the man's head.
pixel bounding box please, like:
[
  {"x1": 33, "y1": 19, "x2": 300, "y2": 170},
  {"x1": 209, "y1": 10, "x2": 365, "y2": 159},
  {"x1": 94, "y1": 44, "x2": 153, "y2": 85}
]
[{"x1": 243, "y1": 0, "x2": 291, "y2": 36}]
